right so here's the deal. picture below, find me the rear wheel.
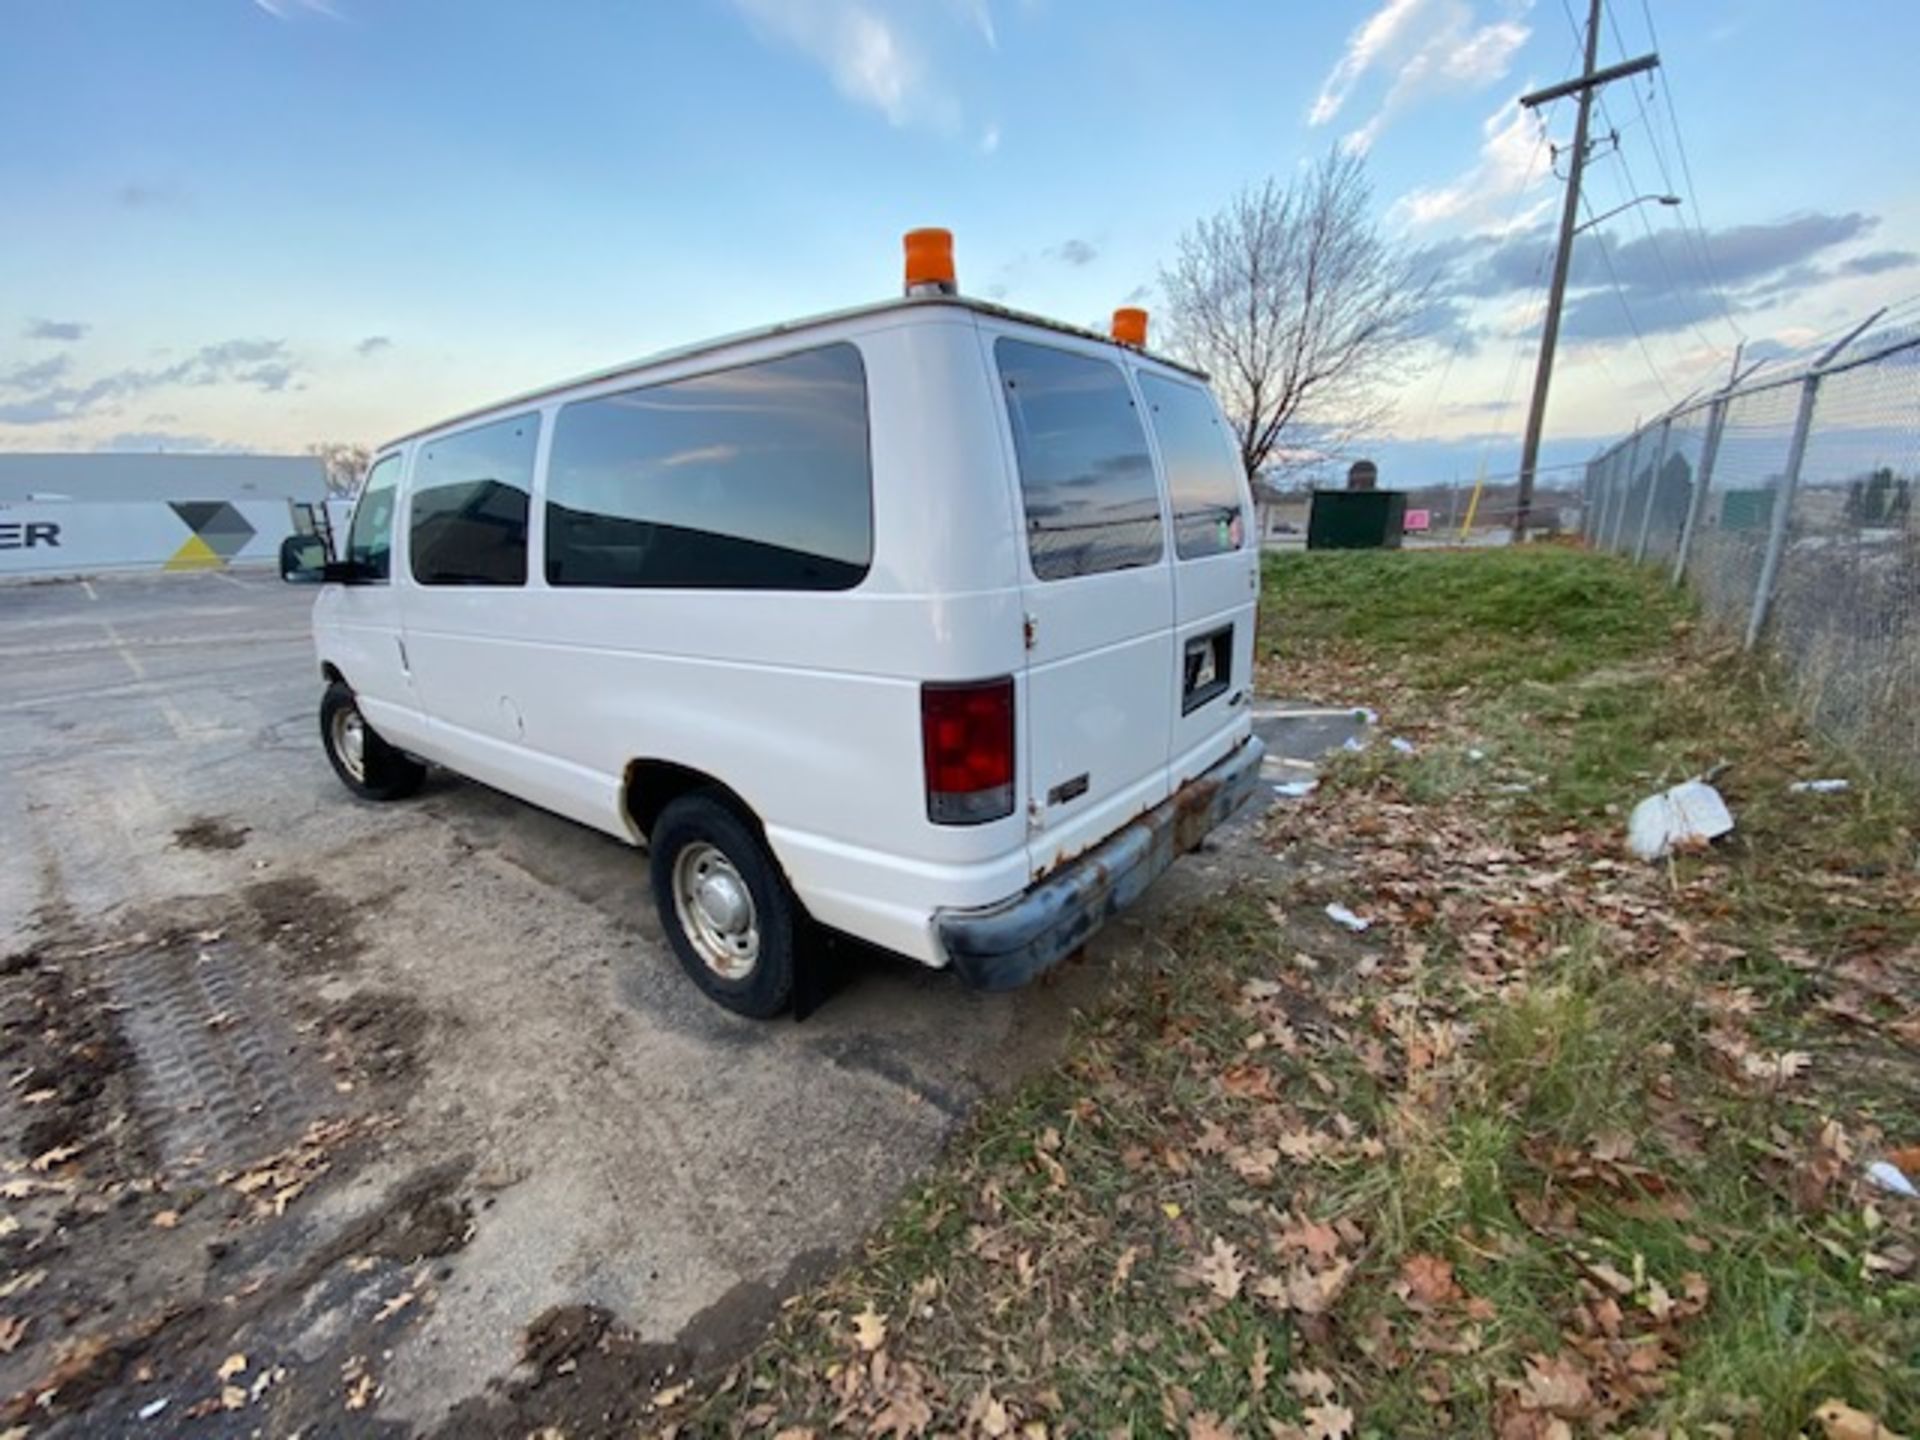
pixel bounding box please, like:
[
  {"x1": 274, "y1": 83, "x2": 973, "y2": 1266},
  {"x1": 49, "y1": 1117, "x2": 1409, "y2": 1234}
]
[
  {"x1": 649, "y1": 792, "x2": 796, "y2": 1018},
  {"x1": 319, "y1": 681, "x2": 425, "y2": 802}
]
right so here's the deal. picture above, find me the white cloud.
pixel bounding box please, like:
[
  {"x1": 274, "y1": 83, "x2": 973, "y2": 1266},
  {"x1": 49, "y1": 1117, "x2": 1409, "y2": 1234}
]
[
  {"x1": 1394, "y1": 98, "x2": 1552, "y2": 232},
  {"x1": 1312, "y1": 0, "x2": 1531, "y2": 151},
  {"x1": 253, "y1": 0, "x2": 341, "y2": 19},
  {"x1": 979, "y1": 123, "x2": 1002, "y2": 155},
  {"x1": 730, "y1": 0, "x2": 995, "y2": 133}
]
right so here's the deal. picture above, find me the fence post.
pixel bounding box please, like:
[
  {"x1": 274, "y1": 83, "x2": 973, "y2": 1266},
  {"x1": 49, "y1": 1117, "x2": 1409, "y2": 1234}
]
[
  {"x1": 1632, "y1": 416, "x2": 1672, "y2": 563},
  {"x1": 1744, "y1": 375, "x2": 1821, "y2": 648},
  {"x1": 1609, "y1": 428, "x2": 1643, "y2": 551},
  {"x1": 1672, "y1": 396, "x2": 1725, "y2": 585},
  {"x1": 1742, "y1": 312, "x2": 1882, "y2": 649}
]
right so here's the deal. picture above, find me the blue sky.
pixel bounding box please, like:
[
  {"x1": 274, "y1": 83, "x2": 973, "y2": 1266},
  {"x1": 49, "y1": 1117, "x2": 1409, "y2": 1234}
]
[{"x1": 3, "y1": 0, "x2": 1917, "y2": 487}]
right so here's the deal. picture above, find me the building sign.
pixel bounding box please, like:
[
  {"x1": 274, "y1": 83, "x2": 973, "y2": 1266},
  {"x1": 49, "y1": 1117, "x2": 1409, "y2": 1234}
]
[{"x1": 0, "y1": 500, "x2": 290, "y2": 577}]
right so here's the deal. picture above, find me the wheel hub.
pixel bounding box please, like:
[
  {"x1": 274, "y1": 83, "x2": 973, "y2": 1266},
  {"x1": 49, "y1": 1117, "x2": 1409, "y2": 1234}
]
[{"x1": 672, "y1": 843, "x2": 760, "y2": 981}]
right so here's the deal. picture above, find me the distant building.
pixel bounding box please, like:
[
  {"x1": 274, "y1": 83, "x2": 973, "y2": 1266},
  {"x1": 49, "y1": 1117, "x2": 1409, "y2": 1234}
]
[{"x1": 0, "y1": 451, "x2": 325, "y2": 577}]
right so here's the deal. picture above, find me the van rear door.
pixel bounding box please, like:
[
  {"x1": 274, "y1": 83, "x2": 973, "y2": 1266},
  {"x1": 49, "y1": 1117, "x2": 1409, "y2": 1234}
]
[
  {"x1": 1136, "y1": 373, "x2": 1260, "y2": 784},
  {"x1": 990, "y1": 334, "x2": 1175, "y2": 880}
]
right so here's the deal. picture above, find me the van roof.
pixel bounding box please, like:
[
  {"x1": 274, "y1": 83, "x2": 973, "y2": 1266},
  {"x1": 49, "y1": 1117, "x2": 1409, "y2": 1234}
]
[{"x1": 381, "y1": 295, "x2": 1209, "y2": 450}]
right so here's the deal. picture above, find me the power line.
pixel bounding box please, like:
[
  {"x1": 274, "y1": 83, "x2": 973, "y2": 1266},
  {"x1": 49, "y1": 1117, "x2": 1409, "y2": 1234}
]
[
  {"x1": 1636, "y1": 0, "x2": 1747, "y2": 343},
  {"x1": 1578, "y1": 190, "x2": 1675, "y2": 403},
  {"x1": 1557, "y1": 0, "x2": 1728, "y2": 378}
]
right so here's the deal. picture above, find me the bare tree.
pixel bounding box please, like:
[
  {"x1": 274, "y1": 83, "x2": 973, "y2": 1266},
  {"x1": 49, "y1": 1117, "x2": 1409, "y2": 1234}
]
[
  {"x1": 309, "y1": 441, "x2": 372, "y2": 497},
  {"x1": 1161, "y1": 150, "x2": 1430, "y2": 479}
]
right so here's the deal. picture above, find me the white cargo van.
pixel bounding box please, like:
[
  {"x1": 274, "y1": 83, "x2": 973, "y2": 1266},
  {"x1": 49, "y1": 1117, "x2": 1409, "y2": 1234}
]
[{"x1": 282, "y1": 231, "x2": 1264, "y2": 1017}]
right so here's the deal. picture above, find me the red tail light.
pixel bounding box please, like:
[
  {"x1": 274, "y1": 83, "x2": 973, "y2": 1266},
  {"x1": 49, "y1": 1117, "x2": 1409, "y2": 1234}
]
[{"x1": 922, "y1": 677, "x2": 1015, "y2": 825}]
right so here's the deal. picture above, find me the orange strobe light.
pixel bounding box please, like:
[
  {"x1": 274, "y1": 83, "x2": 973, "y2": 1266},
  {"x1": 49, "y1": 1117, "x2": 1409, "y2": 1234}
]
[
  {"x1": 1111, "y1": 307, "x2": 1148, "y2": 347},
  {"x1": 904, "y1": 228, "x2": 957, "y2": 296}
]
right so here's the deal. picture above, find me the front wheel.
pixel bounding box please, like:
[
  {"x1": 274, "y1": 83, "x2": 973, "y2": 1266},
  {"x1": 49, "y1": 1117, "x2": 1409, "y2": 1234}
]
[
  {"x1": 319, "y1": 681, "x2": 425, "y2": 802},
  {"x1": 649, "y1": 793, "x2": 797, "y2": 1018}
]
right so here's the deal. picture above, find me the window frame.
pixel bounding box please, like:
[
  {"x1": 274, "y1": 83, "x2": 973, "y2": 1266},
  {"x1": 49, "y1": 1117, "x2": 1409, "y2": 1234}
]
[
  {"x1": 992, "y1": 335, "x2": 1167, "y2": 584},
  {"x1": 406, "y1": 410, "x2": 541, "y2": 589},
  {"x1": 541, "y1": 340, "x2": 875, "y2": 593}
]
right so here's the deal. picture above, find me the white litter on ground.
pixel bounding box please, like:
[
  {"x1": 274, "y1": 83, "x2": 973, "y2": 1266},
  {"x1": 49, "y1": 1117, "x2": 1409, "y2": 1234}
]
[
  {"x1": 1389, "y1": 737, "x2": 1417, "y2": 755},
  {"x1": 1467, "y1": 747, "x2": 1487, "y2": 762},
  {"x1": 1627, "y1": 780, "x2": 1735, "y2": 862},
  {"x1": 1324, "y1": 902, "x2": 1371, "y2": 933},
  {"x1": 1789, "y1": 778, "x2": 1851, "y2": 795},
  {"x1": 1866, "y1": 1160, "x2": 1919, "y2": 1198},
  {"x1": 1272, "y1": 778, "x2": 1319, "y2": 799},
  {"x1": 138, "y1": 1398, "x2": 170, "y2": 1421},
  {"x1": 1342, "y1": 735, "x2": 1367, "y2": 753}
]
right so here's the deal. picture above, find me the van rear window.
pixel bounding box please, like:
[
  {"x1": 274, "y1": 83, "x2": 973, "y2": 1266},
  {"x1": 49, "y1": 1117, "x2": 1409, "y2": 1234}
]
[
  {"x1": 544, "y1": 344, "x2": 871, "y2": 591},
  {"x1": 995, "y1": 338, "x2": 1163, "y2": 581},
  {"x1": 1138, "y1": 375, "x2": 1247, "y2": 559}
]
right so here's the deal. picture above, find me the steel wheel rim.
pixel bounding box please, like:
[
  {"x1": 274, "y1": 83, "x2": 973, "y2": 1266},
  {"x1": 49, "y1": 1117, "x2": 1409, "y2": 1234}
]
[
  {"x1": 332, "y1": 704, "x2": 368, "y2": 783},
  {"x1": 672, "y1": 842, "x2": 759, "y2": 981}
]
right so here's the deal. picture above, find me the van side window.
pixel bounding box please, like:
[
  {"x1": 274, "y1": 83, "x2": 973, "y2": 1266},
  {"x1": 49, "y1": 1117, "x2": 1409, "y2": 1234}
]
[
  {"x1": 346, "y1": 454, "x2": 401, "y2": 581},
  {"x1": 409, "y1": 413, "x2": 539, "y2": 586},
  {"x1": 1139, "y1": 375, "x2": 1247, "y2": 559},
  {"x1": 544, "y1": 344, "x2": 872, "y2": 590},
  {"x1": 994, "y1": 338, "x2": 1163, "y2": 581}
]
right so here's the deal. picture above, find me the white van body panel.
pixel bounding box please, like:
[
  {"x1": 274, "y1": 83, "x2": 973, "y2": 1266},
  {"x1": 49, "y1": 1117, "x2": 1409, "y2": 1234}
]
[{"x1": 310, "y1": 298, "x2": 1257, "y2": 970}]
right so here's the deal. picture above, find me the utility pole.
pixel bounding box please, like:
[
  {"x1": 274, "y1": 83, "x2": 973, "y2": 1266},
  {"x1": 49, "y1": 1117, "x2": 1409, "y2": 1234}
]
[{"x1": 1512, "y1": 0, "x2": 1659, "y2": 541}]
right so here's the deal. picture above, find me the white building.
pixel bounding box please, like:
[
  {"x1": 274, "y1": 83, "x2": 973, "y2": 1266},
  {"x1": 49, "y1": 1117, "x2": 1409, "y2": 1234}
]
[{"x1": 0, "y1": 452, "x2": 326, "y2": 577}]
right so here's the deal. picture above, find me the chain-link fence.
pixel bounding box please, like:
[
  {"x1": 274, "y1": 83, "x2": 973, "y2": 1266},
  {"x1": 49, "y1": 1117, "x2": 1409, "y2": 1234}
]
[{"x1": 1582, "y1": 310, "x2": 1920, "y2": 782}]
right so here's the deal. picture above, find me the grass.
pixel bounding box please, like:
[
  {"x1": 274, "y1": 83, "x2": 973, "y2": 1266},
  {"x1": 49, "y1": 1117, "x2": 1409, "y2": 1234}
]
[{"x1": 660, "y1": 547, "x2": 1918, "y2": 1439}]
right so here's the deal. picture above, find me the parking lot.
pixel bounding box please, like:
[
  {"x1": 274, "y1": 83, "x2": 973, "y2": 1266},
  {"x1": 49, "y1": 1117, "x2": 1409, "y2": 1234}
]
[{"x1": 0, "y1": 568, "x2": 1345, "y2": 1434}]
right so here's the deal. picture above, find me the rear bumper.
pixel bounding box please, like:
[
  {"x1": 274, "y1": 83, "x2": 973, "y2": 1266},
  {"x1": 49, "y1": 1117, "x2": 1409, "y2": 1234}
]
[{"x1": 935, "y1": 736, "x2": 1266, "y2": 990}]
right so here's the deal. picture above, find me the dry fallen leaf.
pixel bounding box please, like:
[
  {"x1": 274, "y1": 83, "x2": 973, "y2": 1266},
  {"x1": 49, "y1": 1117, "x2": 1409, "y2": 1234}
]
[
  {"x1": 1185, "y1": 1411, "x2": 1235, "y2": 1440},
  {"x1": 851, "y1": 1305, "x2": 888, "y2": 1353},
  {"x1": 1189, "y1": 1236, "x2": 1245, "y2": 1302},
  {"x1": 151, "y1": 1209, "x2": 181, "y2": 1230},
  {"x1": 0, "y1": 1315, "x2": 28, "y2": 1354},
  {"x1": 1400, "y1": 1253, "x2": 1461, "y2": 1307},
  {"x1": 1516, "y1": 1353, "x2": 1594, "y2": 1418},
  {"x1": 1812, "y1": 1398, "x2": 1908, "y2": 1440},
  {"x1": 1287, "y1": 1367, "x2": 1337, "y2": 1402},
  {"x1": 1249, "y1": 1333, "x2": 1271, "y2": 1396},
  {"x1": 1303, "y1": 1401, "x2": 1355, "y2": 1440},
  {"x1": 217, "y1": 1352, "x2": 248, "y2": 1381}
]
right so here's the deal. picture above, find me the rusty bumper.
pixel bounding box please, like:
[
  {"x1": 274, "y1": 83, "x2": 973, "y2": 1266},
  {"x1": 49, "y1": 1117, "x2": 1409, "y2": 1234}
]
[{"x1": 936, "y1": 736, "x2": 1266, "y2": 991}]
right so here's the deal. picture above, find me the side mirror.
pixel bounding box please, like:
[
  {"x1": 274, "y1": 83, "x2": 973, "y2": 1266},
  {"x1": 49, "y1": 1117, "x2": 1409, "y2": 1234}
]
[{"x1": 279, "y1": 534, "x2": 328, "y2": 583}]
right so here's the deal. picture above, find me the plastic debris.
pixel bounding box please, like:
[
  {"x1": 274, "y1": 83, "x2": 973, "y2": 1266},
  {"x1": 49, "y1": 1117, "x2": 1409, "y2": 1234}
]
[
  {"x1": 1324, "y1": 903, "x2": 1371, "y2": 933},
  {"x1": 1389, "y1": 737, "x2": 1417, "y2": 755},
  {"x1": 138, "y1": 1398, "x2": 170, "y2": 1421},
  {"x1": 1353, "y1": 707, "x2": 1379, "y2": 725},
  {"x1": 1341, "y1": 735, "x2": 1367, "y2": 753},
  {"x1": 1866, "y1": 1160, "x2": 1919, "y2": 1198},
  {"x1": 1271, "y1": 778, "x2": 1319, "y2": 799},
  {"x1": 1467, "y1": 747, "x2": 1487, "y2": 762},
  {"x1": 1627, "y1": 780, "x2": 1734, "y2": 862},
  {"x1": 1789, "y1": 778, "x2": 1851, "y2": 795}
]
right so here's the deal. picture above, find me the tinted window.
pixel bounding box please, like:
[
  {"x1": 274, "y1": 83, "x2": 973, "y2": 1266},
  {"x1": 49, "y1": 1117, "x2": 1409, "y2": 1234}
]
[
  {"x1": 346, "y1": 454, "x2": 401, "y2": 580},
  {"x1": 1140, "y1": 375, "x2": 1247, "y2": 559},
  {"x1": 545, "y1": 344, "x2": 871, "y2": 590},
  {"x1": 995, "y1": 338, "x2": 1162, "y2": 580},
  {"x1": 409, "y1": 413, "x2": 538, "y2": 586}
]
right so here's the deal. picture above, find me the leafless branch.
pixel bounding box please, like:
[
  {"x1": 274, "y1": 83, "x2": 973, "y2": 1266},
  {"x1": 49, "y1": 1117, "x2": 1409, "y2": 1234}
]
[{"x1": 1160, "y1": 150, "x2": 1431, "y2": 479}]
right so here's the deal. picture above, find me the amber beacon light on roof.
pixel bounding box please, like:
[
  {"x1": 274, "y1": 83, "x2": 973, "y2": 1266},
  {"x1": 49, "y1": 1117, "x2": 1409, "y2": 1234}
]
[
  {"x1": 1111, "y1": 307, "x2": 1148, "y2": 347},
  {"x1": 902, "y1": 228, "x2": 957, "y2": 296}
]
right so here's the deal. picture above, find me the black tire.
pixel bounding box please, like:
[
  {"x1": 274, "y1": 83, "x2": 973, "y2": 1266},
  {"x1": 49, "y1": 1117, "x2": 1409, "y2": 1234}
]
[
  {"x1": 649, "y1": 792, "x2": 797, "y2": 1018},
  {"x1": 319, "y1": 680, "x2": 426, "y2": 802}
]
